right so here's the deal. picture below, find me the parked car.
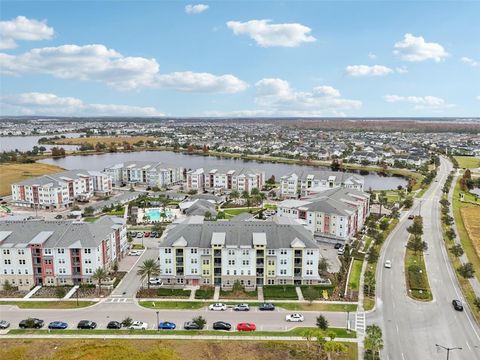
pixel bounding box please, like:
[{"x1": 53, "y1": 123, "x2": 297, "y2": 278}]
[
  {"x1": 107, "y1": 321, "x2": 122, "y2": 329},
  {"x1": 77, "y1": 320, "x2": 97, "y2": 329},
  {"x1": 236, "y1": 323, "x2": 256, "y2": 332},
  {"x1": 128, "y1": 250, "x2": 142, "y2": 256},
  {"x1": 337, "y1": 246, "x2": 345, "y2": 255},
  {"x1": 129, "y1": 321, "x2": 148, "y2": 330},
  {"x1": 130, "y1": 231, "x2": 137, "y2": 237},
  {"x1": 148, "y1": 277, "x2": 163, "y2": 285},
  {"x1": 259, "y1": 303, "x2": 275, "y2": 311},
  {"x1": 384, "y1": 260, "x2": 392, "y2": 268},
  {"x1": 233, "y1": 303, "x2": 250, "y2": 311},
  {"x1": 158, "y1": 321, "x2": 176, "y2": 330},
  {"x1": 184, "y1": 321, "x2": 202, "y2": 330},
  {"x1": 19, "y1": 318, "x2": 44, "y2": 329},
  {"x1": 48, "y1": 321, "x2": 68, "y2": 330},
  {"x1": 151, "y1": 232, "x2": 157, "y2": 237},
  {"x1": 136, "y1": 232, "x2": 144, "y2": 238},
  {"x1": 452, "y1": 300, "x2": 464, "y2": 311},
  {"x1": 154, "y1": 232, "x2": 161, "y2": 238},
  {"x1": 54, "y1": 214, "x2": 63, "y2": 220},
  {"x1": 334, "y1": 243, "x2": 343, "y2": 249},
  {"x1": 408, "y1": 214, "x2": 415, "y2": 220},
  {"x1": 0, "y1": 320, "x2": 11, "y2": 329},
  {"x1": 209, "y1": 303, "x2": 227, "y2": 311},
  {"x1": 286, "y1": 313, "x2": 304, "y2": 322},
  {"x1": 213, "y1": 321, "x2": 231, "y2": 331},
  {"x1": 144, "y1": 232, "x2": 151, "y2": 237}
]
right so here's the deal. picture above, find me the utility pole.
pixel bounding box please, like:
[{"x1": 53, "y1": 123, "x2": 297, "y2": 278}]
[
  {"x1": 435, "y1": 344, "x2": 462, "y2": 360},
  {"x1": 156, "y1": 311, "x2": 159, "y2": 331}
]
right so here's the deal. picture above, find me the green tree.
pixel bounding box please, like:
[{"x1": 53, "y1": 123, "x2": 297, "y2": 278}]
[
  {"x1": 364, "y1": 270, "x2": 376, "y2": 297},
  {"x1": 121, "y1": 317, "x2": 133, "y2": 327},
  {"x1": 364, "y1": 324, "x2": 384, "y2": 360},
  {"x1": 192, "y1": 316, "x2": 206, "y2": 329},
  {"x1": 55, "y1": 287, "x2": 67, "y2": 299},
  {"x1": 111, "y1": 260, "x2": 119, "y2": 277},
  {"x1": 458, "y1": 263, "x2": 475, "y2": 279},
  {"x1": 301, "y1": 328, "x2": 316, "y2": 349},
  {"x1": 318, "y1": 257, "x2": 330, "y2": 275},
  {"x1": 83, "y1": 206, "x2": 95, "y2": 216},
  {"x1": 316, "y1": 315, "x2": 329, "y2": 330},
  {"x1": 2, "y1": 280, "x2": 14, "y2": 292},
  {"x1": 303, "y1": 287, "x2": 317, "y2": 304},
  {"x1": 474, "y1": 297, "x2": 480, "y2": 311},
  {"x1": 137, "y1": 259, "x2": 160, "y2": 289},
  {"x1": 92, "y1": 267, "x2": 109, "y2": 296},
  {"x1": 450, "y1": 244, "x2": 464, "y2": 257}
]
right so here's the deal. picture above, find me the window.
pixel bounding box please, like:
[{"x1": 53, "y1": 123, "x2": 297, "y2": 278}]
[
  {"x1": 165, "y1": 259, "x2": 172, "y2": 264},
  {"x1": 306, "y1": 250, "x2": 314, "y2": 255},
  {"x1": 84, "y1": 249, "x2": 91, "y2": 254},
  {"x1": 58, "y1": 259, "x2": 65, "y2": 264},
  {"x1": 57, "y1": 248, "x2": 65, "y2": 254},
  {"x1": 280, "y1": 259, "x2": 287, "y2": 265},
  {"x1": 44, "y1": 249, "x2": 52, "y2": 255},
  {"x1": 3, "y1": 249, "x2": 10, "y2": 255},
  {"x1": 242, "y1": 260, "x2": 249, "y2": 266},
  {"x1": 191, "y1": 258, "x2": 197, "y2": 264},
  {"x1": 280, "y1": 249, "x2": 287, "y2": 255},
  {"x1": 306, "y1": 270, "x2": 313, "y2": 275},
  {"x1": 19, "y1": 259, "x2": 26, "y2": 265},
  {"x1": 228, "y1": 260, "x2": 235, "y2": 266},
  {"x1": 267, "y1": 249, "x2": 275, "y2": 255},
  {"x1": 18, "y1": 249, "x2": 25, "y2": 255},
  {"x1": 228, "y1": 249, "x2": 235, "y2": 255},
  {"x1": 202, "y1": 259, "x2": 209, "y2": 265},
  {"x1": 165, "y1": 249, "x2": 171, "y2": 254},
  {"x1": 268, "y1": 260, "x2": 274, "y2": 266},
  {"x1": 242, "y1": 249, "x2": 249, "y2": 256},
  {"x1": 280, "y1": 269, "x2": 286, "y2": 275},
  {"x1": 4, "y1": 259, "x2": 11, "y2": 265},
  {"x1": 191, "y1": 248, "x2": 197, "y2": 254}
]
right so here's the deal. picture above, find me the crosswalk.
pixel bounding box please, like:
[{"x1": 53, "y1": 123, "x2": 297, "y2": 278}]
[
  {"x1": 355, "y1": 312, "x2": 366, "y2": 337},
  {"x1": 104, "y1": 297, "x2": 134, "y2": 304}
]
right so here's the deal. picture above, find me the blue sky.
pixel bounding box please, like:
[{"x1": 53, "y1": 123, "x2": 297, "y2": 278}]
[{"x1": 0, "y1": 1, "x2": 479, "y2": 117}]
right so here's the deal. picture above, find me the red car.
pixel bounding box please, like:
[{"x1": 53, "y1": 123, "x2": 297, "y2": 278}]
[
  {"x1": 236, "y1": 323, "x2": 256, "y2": 332},
  {"x1": 144, "y1": 232, "x2": 151, "y2": 237}
]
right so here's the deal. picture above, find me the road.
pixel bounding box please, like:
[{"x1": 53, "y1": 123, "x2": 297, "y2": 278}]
[
  {"x1": 367, "y1": 157, "x2": 480, "y2": 359},
  {"x1": 0, "y1": 301, "x2": 350, "y2": 332}
]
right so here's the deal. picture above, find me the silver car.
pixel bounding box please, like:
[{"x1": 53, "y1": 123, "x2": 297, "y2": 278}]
[{"x1": 0, "y1": 320, "x2": 10, "y2": 329}]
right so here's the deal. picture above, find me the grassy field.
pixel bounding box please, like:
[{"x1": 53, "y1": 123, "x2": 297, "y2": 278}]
[
  {"x1": 223, "y1": 207, "x2": 261, "y2": 218},
  {"x1": 453, "y1": 178, "x2": 480, "y2": 283},
  {"x1": 52, "y1": 136, "x2": 158, "y2": 146},
  {"x1": 404, "y1": 247, "x2": 433, "y2": 301},
  {"x1": 462, "y1": 207, "x2": 480, "y2": 259},
  {"x1": 279, "y1": 302, "x2": 357, "y2": 312},
  {"x1": 263, "y1": 285, "x2": 298, "y2": 300},
  {"x1": 139, "y1": 301, "x2": 206, "y2": 310},
  {"x1": 0, "y1": 301, "x2": 96, "y2": 309},
  {"x1": 8, "y1": 326, "x2": 356, "y2": 338},
  {"x1": 0, "y1": 339, "x2": 358, "y2": 360},
  {"x1": 347, "y1": 259, "x2": 363, "y2": 292},
  {"x1": 454, "y1": 156, "x2": 480, "y2": 169},
  {"x1": 0, "y1": 163, "x2": 64, "y2": 196}
]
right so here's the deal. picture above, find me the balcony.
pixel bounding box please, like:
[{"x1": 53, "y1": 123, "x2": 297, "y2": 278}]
[{"x1": 256, "y1": 259, "x2": 264, "y2": 266}]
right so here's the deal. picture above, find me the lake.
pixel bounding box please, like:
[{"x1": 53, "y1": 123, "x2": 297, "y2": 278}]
[
  {"x1": 38, "y1": 150, "x2": 407, "y2": 190},
  {"x1": 0, "y1": 133, "x2": 82, "y2": 152}
]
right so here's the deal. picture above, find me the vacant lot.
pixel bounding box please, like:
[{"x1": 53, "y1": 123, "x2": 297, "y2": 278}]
[
  {"x1": 0, "y1": 163, "x2": 64, "y2": 196},
  {"x1": 53, "y1": 136, "x2": 157, "y2": 146},
  {"x1": 454, "y1": 156, "x2": 480, "y2": 169},
  {"x1": 0, "y1": 339, "x2": 358, "y2": 360},
  {"x1": 462, "y1": 207, "x2": 480, "y2": 260}
]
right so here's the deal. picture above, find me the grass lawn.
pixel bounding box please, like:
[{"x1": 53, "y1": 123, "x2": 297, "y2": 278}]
[
  {"x1": 8, "y1": 326, "x2": 356, "y2": 338},
  {"x1": 220, "y1": 289, "x2": 258, "y2": 299},
  {"x1": 194, "y1": 287, "x2": 215, "y2": 300},
  {"x1": 82, "y1": 217, "x2": 98, "y2": 223},
  {"x1": 453, "y1": 178, "x2": 480, "y2": 283},
  {"x1": 156, "y1": 288, "x2": 191, "y2": 298},
  {"x1": 0, "y1": 301, "x2": 96, "y2": 309},
  {"x1": 404, "y1": 247, "x2": 433, "y2": 301},
  {"x1": 139, "y1": 301, "x2": 205, "y2": 310},
  {"x1": 454, "y1": 156, "x2": 480, "y2": 169},
  {"x1": 263, "y1": 285, "x2": 298, "y2": 300},
  {"x1": 131, "y1": 244, "x2": 145, "y2": 250},
  {"x1": 347, "y1": 259, "x2": 363, "y2": 292},
  {"x1": 1, "y1": 338, "x2": 356, "y2": 360},
  {"x1": 223, "y1": 207, "x2": 261, "y2": 218},
  {"x1": 300, "y1": 285, "x2": 335, "y2": 300},
  {"x1": 461, "y1": 207, "x2": 480, "y2": 258},
  {"x1": 0, "y1": 162, "x2": 64, "y2": 196},
  {"x1": 278, "y1": 303, "x2": 358, "y2": 312}
]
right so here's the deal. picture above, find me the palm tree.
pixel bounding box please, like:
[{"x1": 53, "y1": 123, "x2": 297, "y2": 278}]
[
  {"x1": 364, "y1": 271, "x2": 375, "y2": 297},
  {"x1": 92, "y1": 267, "x2": 109, "y2": 296},
  {"x1": 364, "y1": 324, "x2": 384, "y2": 360},
  {"x1": 137, "y1": 259, "x2": 160, "y2": 289}
]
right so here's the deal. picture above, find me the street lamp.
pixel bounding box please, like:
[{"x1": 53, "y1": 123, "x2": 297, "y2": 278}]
[
  {"x1": 435, "y1": 344, "x2": 462, "y2": 360},
  {"x1": 156, "y1": 311, "x2": 159, "y2": 331}
]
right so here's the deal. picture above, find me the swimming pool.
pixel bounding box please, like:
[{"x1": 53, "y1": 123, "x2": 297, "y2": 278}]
[{"x1": 145, "y1": 208, "x2": 175, "y2": 221}]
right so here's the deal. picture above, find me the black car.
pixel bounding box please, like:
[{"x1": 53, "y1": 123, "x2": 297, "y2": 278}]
[
  {"x1": 452, "y1": 300, "x2": 464, "y2": 311},
  {"x1": 184, "y1": 321, "x2": 202, "y2": 330},
  {"x1": 334, "y1": 243, "x2": 342, "y2": 249},
  {"x1": 54, "y1": 214, "x2": 63, "y2": 219},
  {"x1": 107, "y1": 321, "x2": 122, "y2": 329},
  {"x1": 408, "y1": 214, "x2": 415, "y2": 220},
  {"x1": 213, "y1": 321, "x2": 231, "y2": 331},
  {"x1": 19, "y1": 318, "x2": 44, "y2": 329},
  {"x1": 77, "y1": 320, "x2": 97, "y2": 329},
  {"x1": 259, "y1": 303, "x2": 275, "y2": 311}
]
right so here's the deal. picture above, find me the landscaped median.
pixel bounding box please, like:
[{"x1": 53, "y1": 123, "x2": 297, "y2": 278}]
[
  {"x1": 404, "y1": 247, "x2": 432, "y2": 301},
  {"x1": 7, "y1": 326, "x2": 356, "y2": 338},
  {"x1": 138, "y1": 301, "x2": 357, "y2": 312},
  {"x1": 0, "y1": 301, "x2": 97, "y2": 309}
]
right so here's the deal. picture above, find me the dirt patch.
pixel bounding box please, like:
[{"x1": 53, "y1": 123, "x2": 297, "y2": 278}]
[
  {"x1": 0, "y1": 289, "x2": 28, "y2": 298},
  {"x1": 461, "y1": 207, "x2": 480, "y2": 258}
]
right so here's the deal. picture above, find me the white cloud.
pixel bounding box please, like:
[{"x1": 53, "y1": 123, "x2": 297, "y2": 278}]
[
  {"x1": 251, "y1": 78, "x2": 361, "y2": 116},
  {"x1": 345, "y1": 65, "x2": 394, "y2": 77},
  {"x1": 383, "y1": 94, "x2": 454, "y2": 110},
  {"x1": 157, "y1": 71, "x2": 248, "y2": 93},
  {"x1": 395, "y1": 66, "x2": 408, "y2": 74},
  {"x1": 0, "y1": 44, "x2": 247, "y2": 92},
  {"x1": 393, "y1": 33, "x2": 448, "y2": 62},
  {"x1": 1, "y1": 92, "x2": 164, "y2": 116},
  {"x1": 368, "y1": 52, "x2": 377, "y2": 60},
  {"x1": 0, "y1": 16, "x2": 54, "y2": 49},
  {"x1": 226, "y1": 19, "x2": 316, "y2": 47},
  {"x1": 185, "y1": 4, "x2": 209, "y2": 14},
  {"x1": 461, "y1": 57, "x2": 479, "y2": 67}
]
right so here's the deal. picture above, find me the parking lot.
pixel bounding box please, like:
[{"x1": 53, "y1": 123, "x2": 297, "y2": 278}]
[{"x1": 317, "y1": 242, "x2": 342, "y2": 273}]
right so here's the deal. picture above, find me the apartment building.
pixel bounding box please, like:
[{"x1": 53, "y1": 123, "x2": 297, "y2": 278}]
[
  {"x1": 280, "y1": 171, "x2": 364, "y2": 198},
  {"x1": 0, "y1": 216, "x2": 127, "y2": 290},
  {"x1": 277, "y1": 187, "x2": 370, "y2": 243},
  {"x1": 158, "y1": 216, "x2": 321, "y2": 289},
  {"x1": 11, "y1": 169, "x2": 112, "y2": 209},
  {"x1": 104, "y1": 161, "x2": 184, "y2": 188},
  {"x1": 185, "y1": 167, "x2": 265, "y2": 194}
]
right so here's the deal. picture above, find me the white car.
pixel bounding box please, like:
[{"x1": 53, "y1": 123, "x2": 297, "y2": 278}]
[
  {"x1": 208, "y1": 303, "x2": 227, "y2": 311},
  {"x1": 384, "y1": 260, "x2": 392, "y2": 268},
  {"x1": 128, "y1": 321, "x2": 148, "y2": 330},
  {"x1": 149, "y1": 277, "x2": 163, "y2": 285},
  {"x1": 337, "y1": 246, "x2": 345, "y2": 255},
  {"x1": 286, "y1": 313, "x2": 304, "y2": 322},
  {"x1": 128, "y1": 250, "x2": 142, "y2": 256}
]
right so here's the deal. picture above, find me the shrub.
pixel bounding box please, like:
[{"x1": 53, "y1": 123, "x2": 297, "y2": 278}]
[
  {"x1": 458, "y1": 263, "x2": 475, "y2": 279},
  {"x1": 192, "y1": 316, "x2": 206, "y2": 329},
  {"x1": 55, "y1": 287, "x2": 67, "y2": 299},
  {"x1": 316, "y1": 315, "x2": 329, "y2": 330},
  {"x1": 122, "y1": 317, "x2": 133, "y2": 327}
]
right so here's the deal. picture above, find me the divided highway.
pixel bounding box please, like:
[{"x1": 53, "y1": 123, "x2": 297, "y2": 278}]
[{"x1": 367, "y1": 157, "x2": 480, "y2": 359}]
